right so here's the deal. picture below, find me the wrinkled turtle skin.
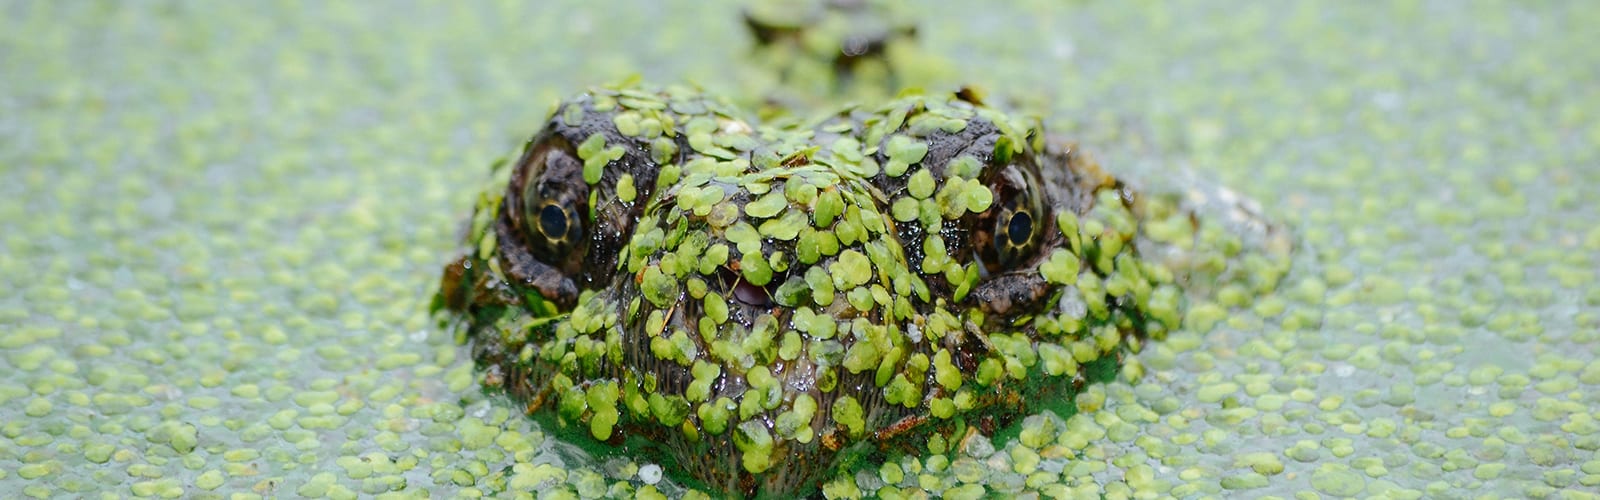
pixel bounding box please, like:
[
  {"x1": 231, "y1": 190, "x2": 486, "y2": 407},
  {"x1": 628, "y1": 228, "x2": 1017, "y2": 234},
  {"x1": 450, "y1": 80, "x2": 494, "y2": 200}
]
[{"x1": 435, "y1": 82, "x2": 1289, "y2": 497}]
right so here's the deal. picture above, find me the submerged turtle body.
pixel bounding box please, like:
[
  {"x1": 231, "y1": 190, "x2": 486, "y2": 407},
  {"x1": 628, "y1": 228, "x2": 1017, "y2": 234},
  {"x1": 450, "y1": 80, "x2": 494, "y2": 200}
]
[{"x1": 435, "y1": 83, "x2": 1287, "y2": 497}]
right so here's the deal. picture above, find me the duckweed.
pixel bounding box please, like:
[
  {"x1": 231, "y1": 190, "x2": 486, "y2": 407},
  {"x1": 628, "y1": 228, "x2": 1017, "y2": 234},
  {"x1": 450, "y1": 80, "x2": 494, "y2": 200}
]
[{"x1": 4, "y1": 1, "x2": 1596, "y2": 499}]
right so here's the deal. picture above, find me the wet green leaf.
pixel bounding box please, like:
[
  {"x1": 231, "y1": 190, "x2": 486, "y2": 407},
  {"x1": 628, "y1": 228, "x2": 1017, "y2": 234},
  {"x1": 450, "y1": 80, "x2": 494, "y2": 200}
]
[
  {"x1": 687, "y1": 360, "x2": 719, "y2": 402},
  {"x1": 885, "y1": 135, "x2": 929, "y2": 177},
  {"x1": 698, "y1": 397, "x2": 735, "y2": 435},
  {"x1": 830, "y1": 249, "x2": 872, "y2": 290},
  {"x1": 1039, "y1": 249, "x2": 1080, "y2": 285},
  {"x1": 834, "y1": 396, "x2": 865, "y2": 438},
  {"x1": 704, "y1": 292, "x2": 729, "y2": 324},
  {"x1": 734, "y1": 420, "x2": 775, "y2": 474},
  {"x1": 758, "y1": 211, "x2": 807, "y2": 240},
  {"x1": 617, "y1": 173, "x2": 637, "y2": 202},
  {"x1": 640, "y1": 266, "x2": 678, "y2": 308},
  {"x1": 908, "y1": 169, "x2": 935, "y2": 199},
  {"x1": 613, "y1": 111, "x2": 642, "y2": 137},
  {"x1": 741, "y1": 252, "x2": 773, "y2": 286},
  {"x1": 744, "y1": 190, "x2": 788, "y2": 218},
  {"x1": 805, "y1": 266, "x2": 836, "y2": 307},
  {"x1": 792, "y1": 306, "x2": 836, "y2": 339},
  {"x1": 814, "y1": 188, "x2": 845, "y2": 228}
]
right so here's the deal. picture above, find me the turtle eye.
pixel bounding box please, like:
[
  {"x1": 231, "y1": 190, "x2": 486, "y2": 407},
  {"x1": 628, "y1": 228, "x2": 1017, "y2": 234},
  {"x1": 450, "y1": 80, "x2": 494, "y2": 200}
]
[
  {"x1": 515, "y1": 137, "x2": 588, "y2": 263},
  {"x1": 1006, "y1": 211, "x2": 1032, "y2": 245},
  {"x1": 991, "y1": 198, "x2": 1041, "y2": 269},
  {"x1": 521, "y1": 177, "x2": 585, "y2": 259},
  {"x1": 534, "y1": 201, "x2": 579, "y2": 243},
  {"x1": 973, "y1": 160, "x2": 1049, "y2": 274}
]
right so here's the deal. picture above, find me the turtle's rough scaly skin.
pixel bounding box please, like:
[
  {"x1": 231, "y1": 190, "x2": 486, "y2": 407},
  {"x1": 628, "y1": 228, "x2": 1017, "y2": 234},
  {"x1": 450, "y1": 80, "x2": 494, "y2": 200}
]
[{"x1": 434, "y1": 82, "x2": 1289, "y2": 497}]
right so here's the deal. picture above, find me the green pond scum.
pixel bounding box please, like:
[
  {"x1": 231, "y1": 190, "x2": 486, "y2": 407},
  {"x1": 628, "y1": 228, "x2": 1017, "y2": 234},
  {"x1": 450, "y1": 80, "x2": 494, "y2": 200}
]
[
  {"x1": 433, "y1": 78, "x2": 1290, "y2": 496},
  {"x1": 7, "y1": 0, "x2": 1600, "y2": 499}
]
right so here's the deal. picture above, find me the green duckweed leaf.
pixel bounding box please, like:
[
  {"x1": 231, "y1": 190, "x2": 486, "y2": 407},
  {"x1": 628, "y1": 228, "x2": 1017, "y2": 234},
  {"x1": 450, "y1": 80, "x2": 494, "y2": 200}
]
[
  {"x1": 830, "y1": 249, "x2": 872, "y2": 290},
  {"x1": 741, "y1": 252, "x2": 773, "y2": 286},
  {"x1": 744, "y1": 190, "x2": 788, "y2": 218},
  {"x1": 1039, "y1": 249, "x2": 1080, "y2": 285},
  {"x1": 834, "y1": 396, "x2": 865, "y2": 438},
  {"x1": 907, "y1": 169, "x2": 935, "y2": 199},
  {"x1": 640, "y1": 266, "x2": 678, "y2": 308},
  {"x1": 734, "y1": 420, "x2": 775, "y2": 474}
]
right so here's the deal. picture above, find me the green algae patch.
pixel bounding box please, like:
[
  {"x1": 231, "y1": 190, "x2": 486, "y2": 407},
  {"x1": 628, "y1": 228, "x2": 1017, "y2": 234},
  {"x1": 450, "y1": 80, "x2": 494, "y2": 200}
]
[{"x1": 3, "y1": 1, "x2": 1597, "y2": 499}]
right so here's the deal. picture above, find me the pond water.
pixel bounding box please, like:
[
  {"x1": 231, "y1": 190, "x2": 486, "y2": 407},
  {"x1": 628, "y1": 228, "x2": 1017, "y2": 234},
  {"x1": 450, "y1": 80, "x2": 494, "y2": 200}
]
[{"x1": 1, "y1": 1, "x2": 1596, "y2": 498}]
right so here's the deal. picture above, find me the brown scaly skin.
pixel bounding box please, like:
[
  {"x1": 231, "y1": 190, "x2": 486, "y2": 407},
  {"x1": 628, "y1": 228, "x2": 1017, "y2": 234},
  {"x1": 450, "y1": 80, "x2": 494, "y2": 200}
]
[{"x1": 435, "y1": 82, "x2": 1290, "y2": 497}]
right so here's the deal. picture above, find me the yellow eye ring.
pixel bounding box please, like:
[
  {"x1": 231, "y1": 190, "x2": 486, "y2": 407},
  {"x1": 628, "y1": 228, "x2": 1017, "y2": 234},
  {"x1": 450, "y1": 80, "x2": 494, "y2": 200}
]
[
  {"x1": 994, "y1": 207, "x2": 1038, "y2": 267},
  {"x1": 536, "y1": 201, "x2": 574, "y2": 242},
  {"x1": 1005, "y1": 210, "x2": 1033, "y2": 247},
  {"x1": 515, "y1": 140, "x2": 586, "y2": 260}
]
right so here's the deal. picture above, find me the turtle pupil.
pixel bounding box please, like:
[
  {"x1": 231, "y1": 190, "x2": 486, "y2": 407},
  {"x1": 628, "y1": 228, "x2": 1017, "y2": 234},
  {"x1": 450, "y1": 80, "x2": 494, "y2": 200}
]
[
  {"x1": 539, "y1": 204, "x2": 569, "y2": 239},
  {"x1": 1006, "y1": 211, "x2": 1032, "y2": 246}
]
